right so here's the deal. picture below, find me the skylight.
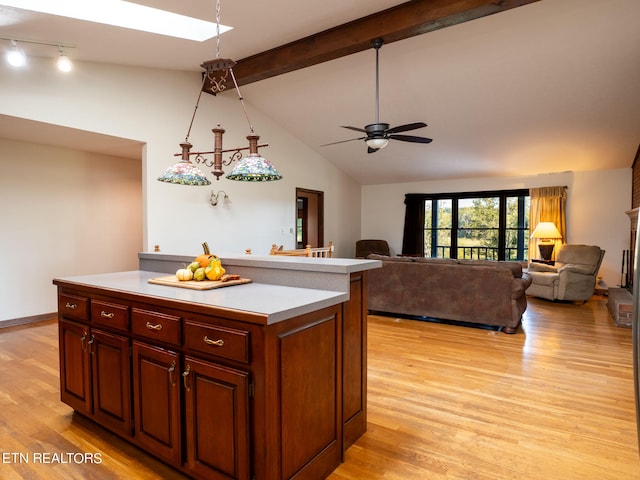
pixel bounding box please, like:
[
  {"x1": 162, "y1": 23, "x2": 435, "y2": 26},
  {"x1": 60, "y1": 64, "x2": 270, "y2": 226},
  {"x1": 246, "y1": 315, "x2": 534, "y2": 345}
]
[{"x1": 1, "y1": 0, "x2": 232, "y2": 41}]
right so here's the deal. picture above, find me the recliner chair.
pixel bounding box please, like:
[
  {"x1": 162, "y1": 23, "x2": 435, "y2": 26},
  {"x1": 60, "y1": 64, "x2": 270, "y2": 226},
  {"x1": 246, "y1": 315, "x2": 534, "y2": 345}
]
[
  {"x1": 355, "y1": 239, "x2": 390, "y2": 258},
  {"x1": 527, "y1": 244, "x2": 605, "y2": 302}
]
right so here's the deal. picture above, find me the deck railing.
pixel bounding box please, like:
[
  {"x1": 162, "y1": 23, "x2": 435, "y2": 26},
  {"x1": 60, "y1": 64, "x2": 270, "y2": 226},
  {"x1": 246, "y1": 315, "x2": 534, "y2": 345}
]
[{"x1": 428, "y1": 246, "x2": 527, "y2": 261}]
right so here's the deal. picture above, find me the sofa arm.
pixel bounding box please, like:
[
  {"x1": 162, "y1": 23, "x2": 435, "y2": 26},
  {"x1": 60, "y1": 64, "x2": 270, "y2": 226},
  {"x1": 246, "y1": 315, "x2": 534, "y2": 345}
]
[
  {"x1": 512, "y1": 273, "x2": 532, "y2": 297},
  {"x1": 528, "y1": 262, "x2": 558, "y2": 273},
  {"x1": 557, "y1": 263, "x2": 594, "y2": 275}
]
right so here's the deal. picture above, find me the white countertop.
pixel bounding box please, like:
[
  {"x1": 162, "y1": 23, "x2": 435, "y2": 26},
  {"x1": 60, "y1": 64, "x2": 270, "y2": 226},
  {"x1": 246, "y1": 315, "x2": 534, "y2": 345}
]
[{"x1": 53, "y1": 270, "x2": 348, "y2": 325}]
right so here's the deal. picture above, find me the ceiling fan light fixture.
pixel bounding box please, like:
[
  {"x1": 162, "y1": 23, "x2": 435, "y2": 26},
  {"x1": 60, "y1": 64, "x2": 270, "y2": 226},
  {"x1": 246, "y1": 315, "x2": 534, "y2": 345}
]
[
  {"x1": 323, "y1": 38, "x2": 432, "y2": 153},
  {"x1": 365, "y1": 137, "x2": 389, "y2": 150}
]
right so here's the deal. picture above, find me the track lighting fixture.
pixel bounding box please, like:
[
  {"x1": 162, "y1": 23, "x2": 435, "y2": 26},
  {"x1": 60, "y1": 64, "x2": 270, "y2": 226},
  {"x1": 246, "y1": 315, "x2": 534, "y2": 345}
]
[
  {"x1": 57, "y1": 48, "x2": 73, "y2": 72},
  {"x1": 2, "y1": 37, "x2": 75, "y2": 71},
  {"x1": 6, "y1": 40, "x2": 26, "y2": 67}
]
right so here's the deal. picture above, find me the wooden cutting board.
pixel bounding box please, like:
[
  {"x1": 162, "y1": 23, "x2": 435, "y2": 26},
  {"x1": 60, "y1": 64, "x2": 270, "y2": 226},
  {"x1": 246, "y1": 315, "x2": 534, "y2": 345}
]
[{"x1": 148, "y1": 275, "x2": 252, "y2": 290}]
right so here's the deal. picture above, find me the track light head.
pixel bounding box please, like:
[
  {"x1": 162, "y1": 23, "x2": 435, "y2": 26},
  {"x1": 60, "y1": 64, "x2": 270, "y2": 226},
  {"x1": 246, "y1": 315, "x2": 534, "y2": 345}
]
[
  {"x1": 6, "y1": 40, "x2": 26, "y2": 67},
  {"x1": 57, "y1": 48, "x2": 72, "y2": 72}
]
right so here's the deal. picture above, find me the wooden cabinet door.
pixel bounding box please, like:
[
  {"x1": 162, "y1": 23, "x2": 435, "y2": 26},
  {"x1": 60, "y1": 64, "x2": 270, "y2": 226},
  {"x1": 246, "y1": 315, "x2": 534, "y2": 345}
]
[
  {"x1": 90, "y1": 328, "x2": 132, "y2": 436},
  {"x1": 183, "y1": 355, "x2": 250, "y2": 480},
  {"x1": 58, "y1": 319, "x2": 91, "y2": 415},
  {"x1": 132, "y1": 341, "x2": 181, "y2": 466}
]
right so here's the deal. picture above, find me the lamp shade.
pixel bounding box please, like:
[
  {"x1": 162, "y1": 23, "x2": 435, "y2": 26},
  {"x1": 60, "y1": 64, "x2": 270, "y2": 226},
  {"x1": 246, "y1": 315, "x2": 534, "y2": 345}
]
[
  {"x1": 157, "y1": 160, "x2": 211, "y2": 185},
  {"x1": 226, "y1": 153, "x2": 282, "y2": 182},
  {"x1": 530, "y1": 222, "x2": 562, "y2": 241},
  {"x1": 157, "y1": 142, "x2": 211, "y2": 186}
]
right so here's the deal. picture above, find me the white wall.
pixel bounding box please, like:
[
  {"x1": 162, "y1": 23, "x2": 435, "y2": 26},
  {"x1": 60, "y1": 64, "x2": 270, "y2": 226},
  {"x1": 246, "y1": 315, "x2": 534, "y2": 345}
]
[
  {"x1": 361, "y1": 169, "x2": 631, "y2": 288},
  {"x1": 0, "y1": 58, "x2": 361, "y2": 321},
  {"x1": 0, "y1": 138, "x2": 142, "y2": 322}
]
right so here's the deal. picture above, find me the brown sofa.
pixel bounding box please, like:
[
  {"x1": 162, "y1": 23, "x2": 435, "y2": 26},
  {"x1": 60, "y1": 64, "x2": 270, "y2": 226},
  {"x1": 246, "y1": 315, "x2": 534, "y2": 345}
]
[{"x1": 366, "y1": 255, "x2": 532, "y2": 333}]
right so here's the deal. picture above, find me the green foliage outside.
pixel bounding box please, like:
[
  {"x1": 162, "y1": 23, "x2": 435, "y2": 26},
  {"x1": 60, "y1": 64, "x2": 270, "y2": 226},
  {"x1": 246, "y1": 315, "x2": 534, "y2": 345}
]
[{"x1": 424, "y1": 196, "x2": 529, "y2": 260}]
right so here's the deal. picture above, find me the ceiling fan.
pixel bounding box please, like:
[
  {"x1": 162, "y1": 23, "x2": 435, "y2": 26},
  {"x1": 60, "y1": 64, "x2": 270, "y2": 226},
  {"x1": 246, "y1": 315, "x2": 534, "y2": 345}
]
[{"x1": 323, "y1": 38, "x2": 432, "y2": 154}]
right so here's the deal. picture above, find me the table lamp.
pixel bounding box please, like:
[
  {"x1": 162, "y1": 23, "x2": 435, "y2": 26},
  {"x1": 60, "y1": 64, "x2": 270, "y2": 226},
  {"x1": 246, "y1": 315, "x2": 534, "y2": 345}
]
[{"x1": 531, "y1": 222, "x2": 562, "y2": 260}]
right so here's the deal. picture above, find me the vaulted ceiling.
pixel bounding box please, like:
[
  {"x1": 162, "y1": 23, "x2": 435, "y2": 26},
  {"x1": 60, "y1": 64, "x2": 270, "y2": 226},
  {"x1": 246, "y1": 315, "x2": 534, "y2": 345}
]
[{"x1": 1, "y1": 0, "x2": 639, "y2": 184}]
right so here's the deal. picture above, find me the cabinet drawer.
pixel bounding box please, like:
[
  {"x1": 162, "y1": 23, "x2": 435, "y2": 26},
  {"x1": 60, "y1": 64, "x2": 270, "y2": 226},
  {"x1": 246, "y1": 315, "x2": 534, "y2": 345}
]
[
  {"x1": 58, "y1": 293, "x2": 89, "y2": 322},
  {"x1": 184, "y1": 320, "x2": 250, "y2": 364},
  {"x1": 91, "y1": 300, "x2": 130, "y2": 332},
  {"x1": 131, "y1": 308, "x2": 181, "y2": 346}
]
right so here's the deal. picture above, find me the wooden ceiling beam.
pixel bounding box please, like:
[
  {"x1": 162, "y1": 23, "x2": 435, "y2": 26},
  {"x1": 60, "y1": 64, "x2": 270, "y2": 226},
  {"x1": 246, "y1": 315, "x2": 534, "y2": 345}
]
[{"x1": 214, "y1": 0, "x2": 540, "y2": 89}]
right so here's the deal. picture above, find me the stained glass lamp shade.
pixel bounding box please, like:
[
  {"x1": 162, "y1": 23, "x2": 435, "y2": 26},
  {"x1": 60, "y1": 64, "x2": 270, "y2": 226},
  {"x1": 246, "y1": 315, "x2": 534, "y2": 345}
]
[
  {"x1": 226, "y1": 153, "x2": 282, "y2": 182},
  {"x1": 157, "y1": 142, "x2": 211, "y2": 186}
]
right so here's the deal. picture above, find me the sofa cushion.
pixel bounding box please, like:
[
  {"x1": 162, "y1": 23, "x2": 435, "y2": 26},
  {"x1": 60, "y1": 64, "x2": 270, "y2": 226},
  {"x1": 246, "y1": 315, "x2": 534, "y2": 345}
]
[
  {"x1": 414, "y1": 257, "x2": 459, "y2": 265},
  {"x1": 456, "y1": 259, "x2": 523, "y2": 278},
  {"x1": 528, "y1": 262, "x2": 559, "y2": 273},
  {"x1": 527, "y1": 271, "x2": 558, "y2": 286}
]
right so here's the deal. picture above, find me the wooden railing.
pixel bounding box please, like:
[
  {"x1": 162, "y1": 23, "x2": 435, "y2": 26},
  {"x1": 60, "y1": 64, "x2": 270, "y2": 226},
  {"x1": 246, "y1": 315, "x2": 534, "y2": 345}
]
[
  {"x1": 429, "y1": 245, "x2": 527, "y2": 261},
  {"x1": 270, "y1": 242, "x2": 334, "y2": 258}
]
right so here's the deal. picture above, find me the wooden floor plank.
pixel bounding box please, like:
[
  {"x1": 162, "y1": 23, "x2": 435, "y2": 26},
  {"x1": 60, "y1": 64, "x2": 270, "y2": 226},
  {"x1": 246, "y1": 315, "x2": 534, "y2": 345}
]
[{"x1": 0, "y1": 295, "x2": 638, "y2": 479}]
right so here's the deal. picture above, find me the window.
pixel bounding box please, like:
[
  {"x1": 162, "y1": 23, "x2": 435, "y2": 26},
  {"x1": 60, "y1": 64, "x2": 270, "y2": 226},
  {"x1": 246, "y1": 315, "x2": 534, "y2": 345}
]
[{"x1": 403, "y1": 190, "x2": 530, "y2": 261}]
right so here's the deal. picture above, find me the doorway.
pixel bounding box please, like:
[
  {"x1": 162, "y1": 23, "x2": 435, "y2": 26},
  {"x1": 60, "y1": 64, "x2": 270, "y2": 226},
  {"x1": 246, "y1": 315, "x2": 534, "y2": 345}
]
[{"x1": 296, "y1": 188, "x2": 324, "y2": 249}]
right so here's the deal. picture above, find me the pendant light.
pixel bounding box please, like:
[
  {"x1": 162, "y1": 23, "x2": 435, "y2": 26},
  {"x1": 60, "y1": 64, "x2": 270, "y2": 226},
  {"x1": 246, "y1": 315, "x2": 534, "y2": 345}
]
[{"x1": 157, "y1": 0, "x2": 281, "y2": 186}]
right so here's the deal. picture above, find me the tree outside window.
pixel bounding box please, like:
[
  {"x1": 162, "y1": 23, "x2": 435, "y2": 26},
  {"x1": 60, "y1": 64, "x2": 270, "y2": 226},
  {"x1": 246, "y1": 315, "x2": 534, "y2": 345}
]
[{"x1": 419, "y1": 190, "x2": 529, "y2": 261}]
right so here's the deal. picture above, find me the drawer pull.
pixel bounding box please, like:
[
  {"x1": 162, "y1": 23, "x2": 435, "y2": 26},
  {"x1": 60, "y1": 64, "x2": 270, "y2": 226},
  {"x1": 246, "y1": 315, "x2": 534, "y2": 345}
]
[
  {"x1": 65, "y1": 302, "x2": 78, "y2": 310},
  {"x1": 145, "y1": 322, "x2": 163, "y2": 331},
  {"x1": 203, "y1": 336, "x2": 224, "y2": 347},
  {"x1": 100, "y1": 311, "x2": 115, "y2": 319}
]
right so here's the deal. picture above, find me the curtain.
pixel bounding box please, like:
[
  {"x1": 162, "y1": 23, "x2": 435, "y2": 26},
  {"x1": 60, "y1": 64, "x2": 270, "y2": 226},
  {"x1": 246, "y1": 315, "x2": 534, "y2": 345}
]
[
  {"x1": 529, "y1": 186, "x2": 567, "y2": 261},
  {"x1": 402, "y1": 194, "x2": 425, "y2": 255}
]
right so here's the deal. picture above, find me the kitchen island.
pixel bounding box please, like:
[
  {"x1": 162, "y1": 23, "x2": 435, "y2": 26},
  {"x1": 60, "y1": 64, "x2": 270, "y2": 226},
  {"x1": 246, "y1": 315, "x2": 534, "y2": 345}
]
[{"x1": 54, "y1": 255, "x2": 380, "y2": 480}]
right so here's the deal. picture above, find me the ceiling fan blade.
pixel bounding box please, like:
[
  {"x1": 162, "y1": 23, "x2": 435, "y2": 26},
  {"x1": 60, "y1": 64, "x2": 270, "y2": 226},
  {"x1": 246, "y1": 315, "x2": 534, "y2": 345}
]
[
  {"x1": 341, "y1": 125, "x2": 368, "y2": 133},
  {"x1": 386, "y1": 122, "x2": 427, "y2": 134},
  {"x1": 320, "y1": 136, "x2": 366, "y2": 147},
  {"x1": 367, "y1": 146, "x2": 380, "y2": 154},
  {"x1": 389, "y1": 134, "x2": 433, "y2": 144}
]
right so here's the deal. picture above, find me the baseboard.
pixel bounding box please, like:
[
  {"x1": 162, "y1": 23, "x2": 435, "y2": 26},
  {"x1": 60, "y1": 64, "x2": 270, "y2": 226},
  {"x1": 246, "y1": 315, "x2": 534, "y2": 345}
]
[{"x1": 0, "y1": 313, "x2": 57, "y2": 329}]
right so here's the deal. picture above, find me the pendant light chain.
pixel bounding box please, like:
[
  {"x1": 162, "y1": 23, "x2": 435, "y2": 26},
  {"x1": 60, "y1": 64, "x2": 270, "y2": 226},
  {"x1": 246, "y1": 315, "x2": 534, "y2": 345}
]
[
  {"x1": 184, "y1": 75, "x2": 207, "y2": 143},
  {"x1": 231, "y1": 69, "x2": 255, "y2": 134},
  {"x1": 215, "y1": 0, "x2": 221, "y2": 59},
  {"x1": 185, "y1": 0, "x2": 222, "y2": 142}
]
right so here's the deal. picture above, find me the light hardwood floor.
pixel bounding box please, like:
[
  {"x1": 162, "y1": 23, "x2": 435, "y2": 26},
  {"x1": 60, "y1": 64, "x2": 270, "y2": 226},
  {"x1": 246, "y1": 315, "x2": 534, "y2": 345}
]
[{"x1": 0, "y1": 294, "x2": 638, "y2": 479}]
